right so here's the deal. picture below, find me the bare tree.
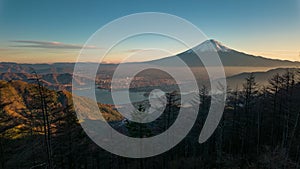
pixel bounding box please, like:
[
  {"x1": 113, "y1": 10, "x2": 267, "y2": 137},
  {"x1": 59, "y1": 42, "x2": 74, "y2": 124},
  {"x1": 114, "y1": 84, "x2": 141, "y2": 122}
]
[{"x1": 31, "y1": 70, "x2": 53, "y2": 169}]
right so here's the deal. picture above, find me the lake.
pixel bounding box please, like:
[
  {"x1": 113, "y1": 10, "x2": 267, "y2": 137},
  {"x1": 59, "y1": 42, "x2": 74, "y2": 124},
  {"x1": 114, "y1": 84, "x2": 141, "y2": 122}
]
[{"x1": 73, "y1": 88, "x2": 147, "y2": 104}]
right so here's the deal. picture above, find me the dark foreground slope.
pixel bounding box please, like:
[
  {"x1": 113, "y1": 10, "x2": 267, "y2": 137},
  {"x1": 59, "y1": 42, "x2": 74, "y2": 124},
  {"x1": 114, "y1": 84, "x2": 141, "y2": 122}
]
[{"x1": 0, "y1": 80, "x2": 123, "y2": 169}]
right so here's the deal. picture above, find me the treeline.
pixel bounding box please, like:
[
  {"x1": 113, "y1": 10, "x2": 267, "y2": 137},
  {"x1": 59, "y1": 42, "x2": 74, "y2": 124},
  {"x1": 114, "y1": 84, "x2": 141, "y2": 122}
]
[
  {"x1": 182, "y1": 69, "x2": 300, "y2": 168},
  {"x1": 123, "y1": 69, "x2": 300, "y2": 168}
]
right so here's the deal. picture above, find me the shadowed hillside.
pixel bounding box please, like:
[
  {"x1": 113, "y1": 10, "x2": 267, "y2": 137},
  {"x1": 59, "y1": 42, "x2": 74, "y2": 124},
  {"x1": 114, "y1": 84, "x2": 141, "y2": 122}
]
[{"x1": 0, "y1": 80, "x2": 123, "y2": 169}]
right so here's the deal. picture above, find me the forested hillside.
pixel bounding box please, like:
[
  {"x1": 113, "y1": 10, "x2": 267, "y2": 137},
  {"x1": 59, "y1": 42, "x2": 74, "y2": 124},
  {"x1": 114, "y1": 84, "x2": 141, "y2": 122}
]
[
  {"x1": 0, "y1": 69, "x2": 300, "y2": 169},
  {"x1": 0, "y1": 80, "x2": 122, "y2": 169}
]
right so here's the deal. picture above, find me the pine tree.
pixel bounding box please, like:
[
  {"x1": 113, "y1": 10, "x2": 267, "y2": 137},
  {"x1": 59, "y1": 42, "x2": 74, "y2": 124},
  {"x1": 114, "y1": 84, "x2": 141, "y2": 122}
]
[
  {"x1": 267, "y1": 73, "x2": 281, "y2": 146},
  {"x1": 241, "y1": 73, "x2": 258, "y2": 156}
]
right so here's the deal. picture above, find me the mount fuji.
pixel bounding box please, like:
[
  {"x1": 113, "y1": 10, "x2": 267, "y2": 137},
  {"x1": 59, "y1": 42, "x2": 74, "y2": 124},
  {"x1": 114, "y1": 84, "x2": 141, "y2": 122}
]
[{"x1": 142, "y1": 39, "x2": 300, "y2": 67}]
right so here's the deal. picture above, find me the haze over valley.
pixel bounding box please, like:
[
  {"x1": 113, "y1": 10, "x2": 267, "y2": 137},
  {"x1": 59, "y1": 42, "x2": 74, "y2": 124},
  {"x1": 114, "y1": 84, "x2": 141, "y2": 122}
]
[{"x1": 1, "y1": 39, "x2": 299, "y2": 94}]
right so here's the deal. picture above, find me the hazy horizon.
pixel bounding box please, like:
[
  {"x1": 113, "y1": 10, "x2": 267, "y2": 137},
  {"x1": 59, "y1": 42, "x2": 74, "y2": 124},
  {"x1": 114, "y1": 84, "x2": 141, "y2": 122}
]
[{"x1": 1, "y1": 39, "x2": 300, "y2": 64}]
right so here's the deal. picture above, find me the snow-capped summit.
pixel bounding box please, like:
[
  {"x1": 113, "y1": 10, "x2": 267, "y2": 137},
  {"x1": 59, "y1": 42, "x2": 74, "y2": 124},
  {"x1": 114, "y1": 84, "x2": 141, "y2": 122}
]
[
  {"x1": 191, "y1": 39, "x2": 231, "y2": 53},
  {"x1": 142, "y1": 39, "x2": 300, "y2": 67}
]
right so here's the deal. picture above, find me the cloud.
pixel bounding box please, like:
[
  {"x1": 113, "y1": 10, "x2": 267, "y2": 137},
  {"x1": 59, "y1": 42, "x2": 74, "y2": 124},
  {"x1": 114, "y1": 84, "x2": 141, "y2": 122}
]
[
  {"x1": 125, "y1": 49, "x2": 145, "y2": 53},
  {"x1": 11, "y1": 40, "x2": 99, "y2": 49}
]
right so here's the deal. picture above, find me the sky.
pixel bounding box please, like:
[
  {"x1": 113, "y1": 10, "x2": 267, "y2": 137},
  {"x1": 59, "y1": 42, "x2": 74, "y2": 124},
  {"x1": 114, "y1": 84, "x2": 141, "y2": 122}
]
[{"x1": 0, "y1": 0, "x2": 300, "y2": 63}]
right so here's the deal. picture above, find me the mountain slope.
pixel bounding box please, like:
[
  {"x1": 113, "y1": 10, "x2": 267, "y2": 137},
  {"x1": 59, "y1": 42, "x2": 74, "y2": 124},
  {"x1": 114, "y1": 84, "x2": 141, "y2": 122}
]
[
  {"x1": 0, "y1": 80, "x2": 123, "y2": 169},
  {"x1": 143, "y1": 39, "x2": 300, "y2": 67},
  {"x1": 0, "y1": 80, "x2": 123, "y2": 139}
]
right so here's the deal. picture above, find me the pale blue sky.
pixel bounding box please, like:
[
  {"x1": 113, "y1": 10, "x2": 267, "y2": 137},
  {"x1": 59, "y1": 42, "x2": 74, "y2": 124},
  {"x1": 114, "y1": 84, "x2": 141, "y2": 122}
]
[{"x1": 0, "y1": 0, "x2": 300, "y2": 63}]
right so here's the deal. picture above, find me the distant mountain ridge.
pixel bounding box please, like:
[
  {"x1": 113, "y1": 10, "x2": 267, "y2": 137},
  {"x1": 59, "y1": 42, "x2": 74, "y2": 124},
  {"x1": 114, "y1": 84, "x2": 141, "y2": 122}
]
[
  {"x1": 226, "y1": 67, "x2": 300, "y2": 88},
  {"x1": 0, "y1": 72, "x2": 94, "y2": 91}
]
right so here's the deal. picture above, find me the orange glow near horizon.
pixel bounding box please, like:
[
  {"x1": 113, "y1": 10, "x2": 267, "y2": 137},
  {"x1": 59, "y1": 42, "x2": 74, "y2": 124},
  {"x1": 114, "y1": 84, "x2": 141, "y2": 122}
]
[
  {"x1": 1, "y1": 37, "x2": 299, "y2": 63},
  {"x1": 0, "y1": 47, "x2": 299, "y2": 64}
]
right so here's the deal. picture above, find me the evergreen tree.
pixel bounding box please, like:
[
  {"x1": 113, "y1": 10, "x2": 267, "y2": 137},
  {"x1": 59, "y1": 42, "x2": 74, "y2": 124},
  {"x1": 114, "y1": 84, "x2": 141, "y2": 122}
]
[{"x1": 241, "y1": 73, "x2": 258, "y2": 156}]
